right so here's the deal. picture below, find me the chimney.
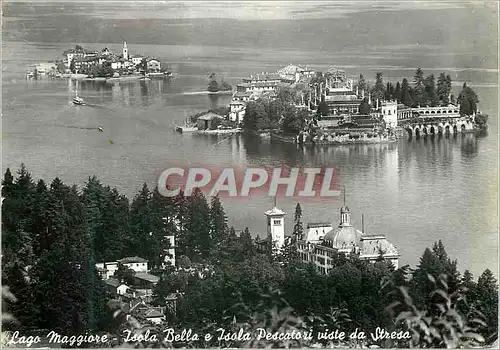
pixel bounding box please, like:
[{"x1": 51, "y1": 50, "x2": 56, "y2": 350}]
[{"x1": 362, "y1": 214, "x2": 364, "y2": 234}]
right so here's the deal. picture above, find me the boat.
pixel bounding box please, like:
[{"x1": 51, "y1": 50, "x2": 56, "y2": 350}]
[
  {"x1": 73, "y1": 83, "x2": 85, "y2": 105},
  {"x1": 146, "y1": 71, "x2": 172, "y2": 79},
  {"x1": 175, "y1": 125, "x2": 198, "y2": 133},
  {"x1": 73, "y1": 96, "x2": 85, "y2": 105}
]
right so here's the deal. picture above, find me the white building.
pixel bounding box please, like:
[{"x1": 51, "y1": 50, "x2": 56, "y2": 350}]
[
  {"x1": 111, "y1": 60, "x2": 124, "y2": 70},
  {"x1": 296, "y1": 204, "x2": 399, "y2": 274},
  {"x1": 411, "y1": 103, "x2": 460, "y2": 119},
  {"x1": 380, "y1": 100, "x2": 398, "y2": 128},
  {"x1": 164, "y1": 234, "x2": 176, "y2": 268},
  {"x1": 131, "y1": 55, "x2": 145, "y2": 66},
  {"x1": 96, "y1": 256, "x2": 148, "y2": 280},
  {"x1": 122, "y1": 41, "x2": 129, "y2": 61},
  {"x1": 228, "y1": 100, "x2": 246, "y2": 123},
  {"x1": 278, "y1": 64, "x2": 315, "y2": 83},
  {"x1": 265, "y1": 206, "x2": 286, "y2": 252},
  {"x1": 147, "y1": 58, "x2": 161, "y2": 72},
  {"x1": 262, "y1": 200, "x2": 400, "y2": 273},
  {"x1": 118, "y1": 256, "x2": 148, "y2": 272}
]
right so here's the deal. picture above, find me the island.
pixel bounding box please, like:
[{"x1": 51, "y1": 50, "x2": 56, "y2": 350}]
[
  {"x1": 207, "y1": 73, "x2": 233, "y2": 94},
  {"x1": 217, "y1": 64, "x2": 488, "y2": 145},
  {"x1": 26, "y1": 42, "x2": 172, "y2": 81}
]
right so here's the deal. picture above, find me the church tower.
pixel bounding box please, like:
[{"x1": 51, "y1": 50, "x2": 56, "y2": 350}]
[
  {"x1": 122, "y1": 41, "x2": 129, "y2": 61},
  {"x1": 265, "y1": 205, "x2": 286, "y2": 253},
  {"x1": 339, "y1": 189, "x2": 351, "y2": 227}
]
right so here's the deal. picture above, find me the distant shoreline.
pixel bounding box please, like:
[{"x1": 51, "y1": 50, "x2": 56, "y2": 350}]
[
  {"x1": 207, "y1": 90, "x2": 233, "y2": 95},
  {"x1": 62, "y1": 74, "x2": 174, "y2": 82}
]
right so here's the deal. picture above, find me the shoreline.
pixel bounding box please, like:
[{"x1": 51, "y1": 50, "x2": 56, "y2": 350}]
[
  {"x1": 207, "y1": 90, "x2": 233, "y2": 95},
  {"x1": 62, "y1": 73, "x2": 172, "y2": 82}
]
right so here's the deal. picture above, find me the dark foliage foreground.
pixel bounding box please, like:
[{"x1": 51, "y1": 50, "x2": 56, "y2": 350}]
[{"x1": 2, "y1": 165, "x2": 497, "y2": 348}]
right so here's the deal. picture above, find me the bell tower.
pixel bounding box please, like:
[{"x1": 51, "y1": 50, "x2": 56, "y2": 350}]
[
  {"x1": 265, "y1": 203, "x2": 286, "y2": 253},
  {"x1": 339, "y1": 189, "x2": 351, "y2": 227},
  {"x1": 123, "y1": 41, "x2": 128, "y2": 61}
]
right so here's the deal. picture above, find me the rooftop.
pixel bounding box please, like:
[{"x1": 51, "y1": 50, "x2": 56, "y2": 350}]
[
  {"x1": 105, "y1": 278, "x2": 120, "y2": 288},
  {"x1": 229, "y1": 100, "x2": 246, "y2": 105},
  {"x1": 118, "y1": 256, "x2": 147, "y2": 264},
  {"x1": 145, "y1": 309, "x2": 164, "y2": 318},
  {"x1": 307, "y1": 222, "x2": 332, "y2": 228},
  {"x1": 265, "y1": 207, "x2": 286, "y2": 216},
  {"x1": 244, "y1": 73, "x2": 281, "y2": 81},
  {"x1": 197, "y1": 112, "x2": 224, "y2": 121},
  {"x1": 134, "y1": 272, "x2": 160, "y2": 284}
]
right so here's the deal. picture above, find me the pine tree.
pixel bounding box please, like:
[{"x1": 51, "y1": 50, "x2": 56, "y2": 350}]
[
  {"x1": 150, "y1": 187, "x2": 177, "y2": 268},
  {"x1": 385, "y1": 82, "x2": 391, "y2": 100},
  {"x1": 174, "y1": 191, "x2": 189, "y2": 258},
  {"x1": 445, "y1": 75, "x2": 452, "y2": 101},
  {"x1": 2, "y1": 168, "x2": 15, "y2": 198},
  {"x1": 29, "y1": 180, "x2": 51, "y2": 256},
  {"x1": 413, "y1": 68, "x2": 425, "y2": 106},
  {"x1": 475, "y1": 269, "x2": 498, "y2": 339},
  {"x1": 395, "y1": 81, "x2": 402, "y2": 102},
  {"x1": 185, "y1": 188, "x2": 211, "y2": 261},
  {"x1": 240, "y1": 227, "x2": 255, "y2": 259},
  {"x1": 101, "y1": 187, "x2": 129, "y2": 261},
  {"x1": 437, "y1": 73, "x2": 450, "y2": 105},
  {"x1": 424, "y1": 74, "x2": 437, "y2": 106},
  {"x1": 358, "y1": 74, "x2": 366, "y2": 93},
  {"x1": 457, "y1": 82, "x2": 479, "y2": 116},
  {"x1": 130, "y1": 183, "x2": 154, "y2": 261},
  {"x1": 81, "y1": 176, "x2": 107, "y2": 263},
  {"x1": 292, "y1": 203, "x2": 303, "y2": 240},
  {"x1": 209, "y1": 195, "x2": 228, "y2": 249},
  {"x1": 401, "y1": 78, "x2": 412, "y2": 107},
  {"x1": 371, "y1": 72, "x2": 385, "y2": 102},
  {"x1": 358, "y1": 98, "x2": 371, "y2": 114}
]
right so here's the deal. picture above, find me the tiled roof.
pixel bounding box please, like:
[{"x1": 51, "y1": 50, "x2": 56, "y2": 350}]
[
  {"x1": 118, "y1": 256, "x2": 147, "y2": 263},
  {"x1": 307, "y1": 222, "x2": 332, "y2": 228},
  {"x1": 105, "y1": 278, "x2": 120, "y2": 288},
  {"x1": 134, "y1": 272, "x2": 160, "y2": 284},
  {"x1": 229, "y1": 100, "x2": 246, "y2": 105},
  {"x1": 360, "y1": 235, "x2": 399, "y2": 256},
  {"x1": 265, "y1": 207, "x2": 286, "y2": 216},
  {"x1": 305, "y1": 224, "x2": 332, "y2": 243},
  {"x1": 251, "y1": 81, "x2": 280, "y2": 87},
  {"x1": 197, "y1": 112, "x2": 224, "y2": 121},
  {"x1": 324, "y1": 226, "x2": 361, "y2": 249},
  {"x1": 233, "y1": 91, "x2": 254, "y2": 97},
  {"x1": 145, "y1": 309, "x2": 164, "y2": 318},
  {"x1": 244, "y1": 73, "x2": 281, "y2": 81}
]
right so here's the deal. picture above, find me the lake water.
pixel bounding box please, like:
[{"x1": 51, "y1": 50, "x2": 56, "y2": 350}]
[{"x1": 2, "y1": 1, "x2": 498, "y2": 278}]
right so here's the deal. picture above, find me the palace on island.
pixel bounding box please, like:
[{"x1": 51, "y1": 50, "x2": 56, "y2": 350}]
[
  {"x1": 257, "y1": 198, "x2": 400, "y2": 273},
  {"x1": 224, "y1": 65, "x2": 475, "y2": 140}
]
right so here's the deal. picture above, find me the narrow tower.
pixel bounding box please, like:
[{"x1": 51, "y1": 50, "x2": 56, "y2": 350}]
[
  {"x1": 265, "y1": 205, "x2": 286, "y2": 253},
  {"x1": 123, "y1": 41, "x2": 129, "y2": 61},
  {"x1": 339, "y1": 188, "x2": 351, "y2": 227}
]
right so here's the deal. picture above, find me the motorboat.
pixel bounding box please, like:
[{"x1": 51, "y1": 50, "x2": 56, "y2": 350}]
[{"x1": 73, "y1": 96, "x2": 85, "y2": 105}]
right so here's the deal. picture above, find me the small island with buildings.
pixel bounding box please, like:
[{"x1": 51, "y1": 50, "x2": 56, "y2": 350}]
[{"x1": 26, "y1": 41, "x2": 172, "y2": 81}]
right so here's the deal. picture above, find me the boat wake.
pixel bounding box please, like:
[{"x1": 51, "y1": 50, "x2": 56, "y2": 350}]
[
  {"x1": 179, "y1": 91, "x2": 210, "y2": 95},
  {"x1": 55, "y1": 124, "x2": 104, "y2": 131}
]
